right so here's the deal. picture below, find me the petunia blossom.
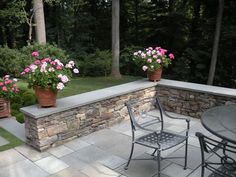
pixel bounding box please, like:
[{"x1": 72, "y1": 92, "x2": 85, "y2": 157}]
[{"x1": 61, "y1": 75, "x2": 69, "y2": 83}]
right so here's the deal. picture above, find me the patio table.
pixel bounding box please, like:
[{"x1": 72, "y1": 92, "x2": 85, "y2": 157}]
[{"x1": 201, "y1": 104, "x2": 236, "y2": 144}]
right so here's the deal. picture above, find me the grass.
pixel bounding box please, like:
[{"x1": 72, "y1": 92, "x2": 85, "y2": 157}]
[
  {"x1": 17, "y1": 75, "x2": 142, "y2": 98},
  {"x1": 0, "y1": 127, "x2": 23, "y2": 152}
]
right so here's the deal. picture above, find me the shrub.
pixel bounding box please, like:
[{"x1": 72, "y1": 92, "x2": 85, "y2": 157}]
[
  {"x1": 21, "y1": 43, "x2": 69, "y2": 63},
  {"x1": 0, "y1": 47, "x2": 28, "y2": 77},
  {"x1": 78, "y1": 49, "x2": 111, "y2": 76}
]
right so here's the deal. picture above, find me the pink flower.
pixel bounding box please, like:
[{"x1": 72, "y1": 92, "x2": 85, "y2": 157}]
[
  {"x1": 169, "y1": 53, "x2": 175, "y2": 59},
  {"x1": 5, "y1": 80, "x2": 13, "y2": 84},
  {"x1": 50, "y1": 61, "x2": 56, "y2": 65},
  {"x1": 29, "y1": 64, "x2": 38, "y2": 72},
  {"x1": 57, "y1": 82, "x2": 65, "y2": 90},
  {"x1": 21, "y1": 71, "x2": 26, "y2": 75},
  {"x1": 159, "y1": 48, "x2": 167, "y2": 55},
  {"x1": 147, "y1": 58, "x2": 152, "y2": 63},
  {"x1": 142, "y1": 65, "x2": 148, "y2": 71},
  {"x1": 2, "y1": 86, "x2": 7, "y2": 91},
  {"x1": 44, "y1": 57, "x2": 51, "y2": 62},
  {"x1": 73, "y1": 68, "x2": 79, "y2": 74},
  {"x1": 148, "y1": 47, "x2": 153, "y2": 50},
  {"x1": 24, "y1": 68, "x2": 30, "y2": 73},
  {"x1": 34, "y1": 60, "x2": 41, "y2": 65},
  {"x1": 0, "y1": 82, "x2": 4, "y2": 86},
  {"x1": 56, "y1": 65, "x2": 62, "y2": 70},
  {"x1": 156, "y1": 59, "x2": 162, "y2": 63},
  {"x1": 31, "y1": 51, "x2": 39, "y2": 57}
]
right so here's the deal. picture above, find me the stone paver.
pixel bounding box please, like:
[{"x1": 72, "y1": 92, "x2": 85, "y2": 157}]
[
  {"x1": 0, "y1": 136, "x2": 9, "y2": 146},
  {"x1": 35, "y1": 156, "x2": 69, "y2": 174},
  {"x1": 15, "y1": 144, "x2": 50, "y2": 162},
  {"x1": 161, "y1": 163, "x2": 192, "y2": 177},
  {"x1": 0, "y1": 159, "x2": 49, "y2": 177},
  {"x1": 0, "y1": 111, "x2": 217, "y2": 177},
  {"x1": 47, "y1": 145, "x2": 74, "y2": 158},
  {"x1": 81, "y1": 163, "x2": 120, "y2": 177},
  {"x1": 0, "y1": 149, "x2": 26, "y2": 167}
]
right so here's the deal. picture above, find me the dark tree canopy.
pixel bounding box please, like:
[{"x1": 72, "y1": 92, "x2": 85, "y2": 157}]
[{"x1": 0, "y1": 0, "x2": 235, "y2": 88}]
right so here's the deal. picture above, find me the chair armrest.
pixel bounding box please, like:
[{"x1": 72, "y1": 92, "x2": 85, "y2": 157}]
[{"x1": 163, "y1": 111, "x2": 190, "y2": 122}]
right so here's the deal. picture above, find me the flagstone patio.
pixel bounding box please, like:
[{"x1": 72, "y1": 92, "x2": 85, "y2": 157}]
[{"x1": 0, "y1": 112, "x2": 220, "y2": 177}]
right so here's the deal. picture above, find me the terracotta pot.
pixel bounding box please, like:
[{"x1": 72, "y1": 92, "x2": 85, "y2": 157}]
[
  {"x1": 34, "y1": 87, "x2": 57, "y2": 107},
  {"x1": 147, "y1": 68, "x2": 163, "y2": 82},
  {"x1": 0, "y1": 98, "x2": 11, "y2": 118}
]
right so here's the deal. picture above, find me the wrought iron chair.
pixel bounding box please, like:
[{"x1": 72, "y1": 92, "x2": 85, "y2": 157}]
[
  {"x1": 196, "y1": 132, "x2": 236, "y2": 177},
  {"x1": 124, "y1": 96, "x2": 190, "y2": 177}
]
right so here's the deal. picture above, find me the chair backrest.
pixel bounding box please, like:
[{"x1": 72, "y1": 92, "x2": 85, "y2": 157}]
[
  {"x1": 196, "y1": 132, "x2": 236, "y2": 177},
  {"x1": 125, "y1": 96, "x2": 165, "y2": 132}
]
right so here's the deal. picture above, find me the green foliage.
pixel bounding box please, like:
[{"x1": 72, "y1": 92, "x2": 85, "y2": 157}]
[
  {"x1": 78, "y1": 50, "x2": 112, "y2": 77},
  {"x1": 0, "y1": 47, "x2": 28, "y2": 77}
]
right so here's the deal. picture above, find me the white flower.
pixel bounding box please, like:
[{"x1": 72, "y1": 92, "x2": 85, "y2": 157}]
[
  {"x1": 138, "y1": 50, "x2": 142, "y2": 54},
  {"x1": 69, "y1": 61, "x2": 75, "y2": 66},
  {"x1": 13, "y1": 78, "x2": 18, "y2": 82},
  {"x1": 65, "y1": 64, "x2": 72, "y2": 69},
  {"x1": 133, "y1": 52, "x2": 138, "y2": 56},
  {"x1": 61, "y1": 75, "x2": 69, "y2": 83},
  {"x1": 141, "y1": 53, "x2": 146, "y2": 58},
  {"x1": 57, "y1": 82, "x2": 65, "y2": 90},
  {"x1": 73, "y1": 68, "x2": 79, "y2": 74},
  {"x1": 48, "y1": 67, "x2": 55, "y2": 72},
  {"x1": 142, "y1": 65, "x2": 148, "y2": 71},
  {"x1": 58, "y1": 74, "x2": 63, "y2": 78}
]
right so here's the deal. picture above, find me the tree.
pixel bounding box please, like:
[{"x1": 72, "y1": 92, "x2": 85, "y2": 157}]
[
  {"x1": 207, "y1": 0, "x2": 224, "y2": 85},
  {"x1": 111, "y1": 0, "x2": 121, "y2": 79},
  {"x1": 33, "y1": 0, "x2": 46, "y2": 44}
]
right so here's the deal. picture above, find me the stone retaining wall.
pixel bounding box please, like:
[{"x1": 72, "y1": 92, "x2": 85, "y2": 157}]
[
  {"x1": 21, "y1": 79, "x2": 236, "y2": 151},
  {"x1": 23, "y1": 87, "x2": 157, "y2": 151}
]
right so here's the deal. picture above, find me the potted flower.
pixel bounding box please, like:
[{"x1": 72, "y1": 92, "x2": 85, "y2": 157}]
[
  {"x1": 21, "y1": 51, "x2": 79, "y2": 107},
  {"x1": 0, "y1": 75, "x2": 19, "y2": 118},
  {"x1": 133, "y1": 46, "x2": 174, "y2": 81}
]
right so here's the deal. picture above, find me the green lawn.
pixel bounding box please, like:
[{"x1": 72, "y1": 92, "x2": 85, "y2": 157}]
[
  {"x1": 0, "y1": 127, "x2": 23, "y2": 152},
  {"x1": 18, "y1": 76, "x2": 142, "y2": 98}
]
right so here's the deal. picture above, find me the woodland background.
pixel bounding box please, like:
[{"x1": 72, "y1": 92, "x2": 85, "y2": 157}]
[{"x1": 0, "y1": 0, "x2": 235, "y2": 88}]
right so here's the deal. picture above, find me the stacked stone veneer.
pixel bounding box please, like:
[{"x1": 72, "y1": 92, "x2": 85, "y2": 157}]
[{"x1": 21, "y1": 79, "x2": 236, "y2": 151}]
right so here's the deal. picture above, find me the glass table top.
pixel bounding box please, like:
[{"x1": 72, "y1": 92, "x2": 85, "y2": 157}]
[{"x1": 201, "y1": 105, "x2": 236, "y2": 144}]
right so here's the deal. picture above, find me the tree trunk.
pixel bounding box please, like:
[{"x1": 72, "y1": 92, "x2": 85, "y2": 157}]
[
  {"x1": 207, "y1": 0, "x2": 224, "y2": 85},
  {"x1": 111, "y1": 0, "x2": 122, "y2": 79},
  {"x1": 33, "y1": 0, "x2": 46, "y2": 44}
]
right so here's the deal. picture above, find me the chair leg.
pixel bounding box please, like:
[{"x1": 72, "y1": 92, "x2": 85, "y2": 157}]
[
  {"x1": 201, "y1": 164, "x2": 205, "y2": 177},
  {"x1": 184, "y1": 138, "x2": 188, "y2": 170},
  {"x1": 157, "y1": 150, "x2": 161, "y2": 177},
  {"x1": 124, "y1": 142, "x2": 134, "y2": 170}
]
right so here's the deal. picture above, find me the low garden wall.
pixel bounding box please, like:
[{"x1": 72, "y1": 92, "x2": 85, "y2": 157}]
[{"x1": 20, "y1": 79, "x2": 236, "y2": 151}]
